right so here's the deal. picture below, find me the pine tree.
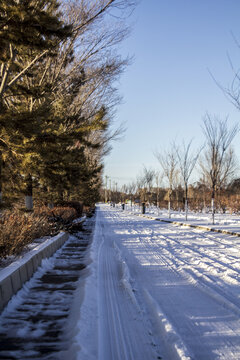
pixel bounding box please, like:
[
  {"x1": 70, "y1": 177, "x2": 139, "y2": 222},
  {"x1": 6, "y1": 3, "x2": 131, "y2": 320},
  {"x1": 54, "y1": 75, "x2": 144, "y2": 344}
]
[
  {"x1": 0, "y1": 0, "x2": 72, "y2": 101},
  {"x1": 0, "y1": 0, "x2": 135, "y2": 209},
  {"x1": 0, "y1": 0, "x2": 72, "y2": 206},
  {"x1": 32, "y1": 92, "x2": 107, "y2": 205}
]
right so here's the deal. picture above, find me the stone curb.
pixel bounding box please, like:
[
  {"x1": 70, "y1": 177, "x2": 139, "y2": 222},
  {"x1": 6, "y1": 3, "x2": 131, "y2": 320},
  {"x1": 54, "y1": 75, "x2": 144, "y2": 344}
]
[
  {"x1": 0, "y1": 231, "x2": 69, "y2": 313},
  {"x1": 135, "y1": 213, "x2": 240, "y2": 237}
]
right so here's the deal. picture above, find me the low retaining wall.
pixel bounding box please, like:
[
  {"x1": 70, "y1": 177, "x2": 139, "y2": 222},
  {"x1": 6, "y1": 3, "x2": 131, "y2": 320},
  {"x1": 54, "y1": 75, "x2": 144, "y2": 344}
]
[{"x1": 0, "y1": 232, "x2": 69, "y2": 312}]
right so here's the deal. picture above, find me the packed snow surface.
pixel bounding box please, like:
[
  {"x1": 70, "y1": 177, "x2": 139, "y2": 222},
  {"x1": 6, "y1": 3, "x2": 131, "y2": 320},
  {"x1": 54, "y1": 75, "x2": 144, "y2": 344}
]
[{"x1": 76, "y1": 204, "x2": 240, "y2": 360}]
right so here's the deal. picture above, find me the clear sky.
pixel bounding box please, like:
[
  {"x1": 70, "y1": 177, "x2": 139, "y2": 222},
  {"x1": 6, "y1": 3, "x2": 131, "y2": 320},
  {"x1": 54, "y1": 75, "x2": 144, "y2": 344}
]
[{"x1": 104, "y1": 0, "x2": 240, "y2": 189}]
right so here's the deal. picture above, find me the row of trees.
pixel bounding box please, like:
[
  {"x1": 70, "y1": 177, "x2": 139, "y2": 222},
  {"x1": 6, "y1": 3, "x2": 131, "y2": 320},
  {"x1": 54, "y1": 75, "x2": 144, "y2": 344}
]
[
  {"x1": 0, "y1": 0, "x2": 135, "y2": 209},
  {"x1": 104, "y1": 114, "x2": 239, "y2": 224}
]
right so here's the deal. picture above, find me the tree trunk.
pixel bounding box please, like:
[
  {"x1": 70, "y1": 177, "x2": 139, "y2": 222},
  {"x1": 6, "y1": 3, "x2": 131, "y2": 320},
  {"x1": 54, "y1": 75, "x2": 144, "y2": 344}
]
[
  {"x1": 211, "y1": 197, "x2": 215, "y2": 225},
  {"x1": 211, "y1": 187, "x2": 215, "y2": 225},
  {"x1": 24, "y1": 174, "x2": 33, "y2": 210},
  {"x1": 143, "y1": 188, "x2": 146, "y2": 202},
  {"x1": 168, "y1": 189, "x2": 172, "y2": 218},
  {"x1": 185, "y1": 199, "x2": 188, "y2": 220},
  {"x1": 185, "y1": 185, "x2": 188, "y2": 221}
]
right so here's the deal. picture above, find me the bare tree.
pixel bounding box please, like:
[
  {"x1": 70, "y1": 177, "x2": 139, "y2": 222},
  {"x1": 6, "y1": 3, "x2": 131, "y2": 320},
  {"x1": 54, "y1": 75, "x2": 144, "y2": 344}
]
[
  {"x1": 121, "y1": 183, "x2": 128, "y2": 204},
  {"x1": 200, "y1": 114, "x2": 238, "y2": 224},
  {"x1": 128, "y1": 181, "x2": 136, "y2": 208},
  {"x1": 134, "y1": 175, "x2": 144, "y2": 206},
  {"x1": 155, "y1": 146, "x2": 178, "y2": 218},
  {"x1": 176, "y1": 140, "x2": 202, "y2": 220},
  {"x1": 136, "y1": 172, "x2": 146, "y2": 203},
  {"x1": 212, "y1": 34, "x2": 240, "y2": 111},
  {"x1": 155, "y1": 172, "x2": 163, "y2": 209},
  {"x1": 142, "y1": 166, "x2": 155, "y2": 205},
  {"x1": 172, "y1": 169, "x2": 181, "y2": 210}
]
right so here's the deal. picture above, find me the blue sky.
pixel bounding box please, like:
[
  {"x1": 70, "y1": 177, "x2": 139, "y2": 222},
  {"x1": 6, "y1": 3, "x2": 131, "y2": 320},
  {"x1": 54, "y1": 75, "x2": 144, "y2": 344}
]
[{"x1": 104, "y1": 0, "x2": 240, "y2": 188}]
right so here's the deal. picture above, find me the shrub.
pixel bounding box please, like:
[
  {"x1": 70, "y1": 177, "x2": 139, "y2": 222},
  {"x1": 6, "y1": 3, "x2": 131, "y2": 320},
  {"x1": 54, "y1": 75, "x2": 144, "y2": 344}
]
[
  {"x1": 0, "y1": 206, "x2": 78, "y2": 259},
  {"x1": 55, "y1": 201, "x2": 83, "y2": 217},
  {"x1": 0, "y1": 209, "x2": 53, "y2": 258},
  {"x1": 48, "y1": 206, "x2": 77, "y2": 224}
]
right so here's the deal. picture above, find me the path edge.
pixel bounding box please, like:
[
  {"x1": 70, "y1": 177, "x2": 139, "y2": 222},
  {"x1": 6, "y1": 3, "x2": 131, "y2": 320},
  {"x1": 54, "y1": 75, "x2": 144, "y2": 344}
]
[{"x1": 0, "y1": 231, "x2": 69, "y2": 312}]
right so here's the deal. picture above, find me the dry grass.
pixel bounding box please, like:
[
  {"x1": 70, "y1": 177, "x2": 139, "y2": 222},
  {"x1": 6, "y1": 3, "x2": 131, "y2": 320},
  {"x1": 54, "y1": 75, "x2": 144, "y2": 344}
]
[{"x1": 0, "y1": 206, "x2": 78, "y2": 259}]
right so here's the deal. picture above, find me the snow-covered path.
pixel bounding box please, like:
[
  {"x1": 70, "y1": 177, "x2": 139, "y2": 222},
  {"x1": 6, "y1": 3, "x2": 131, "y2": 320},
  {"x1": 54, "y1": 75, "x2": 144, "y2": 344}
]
[
  {"x1": 78, "y1": 204, "x2": 240, "y2": 360},
  {"x1": 97, "y1": 208, "x2": 159, "y2": 360}
]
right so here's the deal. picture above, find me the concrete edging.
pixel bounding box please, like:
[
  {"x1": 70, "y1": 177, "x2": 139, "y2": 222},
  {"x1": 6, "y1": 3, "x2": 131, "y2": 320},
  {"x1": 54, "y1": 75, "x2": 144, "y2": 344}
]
[
  {"x1": 155, "y1": 218, "x2": 240, "y2": 237},
  {"x1": 136, "y1": 213, "x2": 240, "y2": 237},
  {"x1": 0, "y1": 231, "x2": 69, "y2": 312}
]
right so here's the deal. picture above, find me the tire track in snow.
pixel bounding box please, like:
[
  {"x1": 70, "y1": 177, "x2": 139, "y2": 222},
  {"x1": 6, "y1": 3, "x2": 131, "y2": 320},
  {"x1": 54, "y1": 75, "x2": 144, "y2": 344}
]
[
  {"x1": 165, "y1": 226, "x2": 240, "y2": 276},
  {"x1": 143, "y1": 230, "x2": 240, "y2": 316},
  {"x1": 126, "y1": 207, "x2": 240, "y2": 272},
  {"x1": 106, "y1": 207, "x2": 240, "y2": 359},
  {"x1": 121, "y1": 213, "x2": 240, "y2": 317},
  {"x1": 97, "y1": 212, "x2": 138, "y2": 360},
  {"x1": 144, "y1": 234, "x2": 240, "y2": 318},
  {"x1": 96, "y1": 209, "x2": 161, "y2": 360}
]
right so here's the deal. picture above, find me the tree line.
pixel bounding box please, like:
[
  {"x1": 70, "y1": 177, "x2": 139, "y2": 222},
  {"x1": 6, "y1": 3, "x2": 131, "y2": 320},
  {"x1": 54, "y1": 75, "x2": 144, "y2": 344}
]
[
  {"x1": 0, "y1": 0, "x2": 135, "y2": 210},
  {"x1": 104, "y1": 114, "x2": 239, "y2": 224}
]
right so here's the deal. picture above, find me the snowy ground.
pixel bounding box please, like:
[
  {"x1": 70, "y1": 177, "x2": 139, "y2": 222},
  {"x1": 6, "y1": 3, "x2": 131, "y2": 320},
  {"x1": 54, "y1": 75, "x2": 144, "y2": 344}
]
[
  {"x1": 122, "y1": 204, "x2": 240, "y2": 234},
  {"x1": 75, "y1": 204, "x2": 240, "y2": 360},
  {"x1": 1, "y1": 204, "x2": 240, "y2": 359}
]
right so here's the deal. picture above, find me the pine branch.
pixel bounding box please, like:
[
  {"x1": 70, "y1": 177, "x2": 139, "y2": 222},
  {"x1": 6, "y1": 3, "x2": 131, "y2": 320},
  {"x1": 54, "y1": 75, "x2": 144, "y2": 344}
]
[
  {"x1": 6, "y1": 50, "x2": 48, "y2": 91},
  {"x1": 0, "y1": 44, "x2": 16, "y2": 98}
]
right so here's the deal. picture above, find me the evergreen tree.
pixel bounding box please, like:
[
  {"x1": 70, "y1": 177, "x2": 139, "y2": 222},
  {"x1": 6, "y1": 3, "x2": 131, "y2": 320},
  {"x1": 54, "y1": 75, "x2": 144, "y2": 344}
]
[
  {"x1": 0, "y1": 0, "x2": 135, "y2": 209},
  {"x1": 0, "y1": 0, "x2": 71, "y2": 102},
  {"x1": 0, "y1": 0, "x2": 72, "y2": 206}
]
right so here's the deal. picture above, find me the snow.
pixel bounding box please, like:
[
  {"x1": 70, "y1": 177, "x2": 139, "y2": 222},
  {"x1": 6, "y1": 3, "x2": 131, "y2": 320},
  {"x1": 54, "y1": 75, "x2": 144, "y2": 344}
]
[
  {"x1": 1, "y1": 204, "x2": 240, "y2": 359},
  {"x1": 0, "y1": 256, "x2": 55, "y2": 317},
  {"x1": 75, "y1": 204, "x2": 240, "y2": 360},
  {"x1": 73, "y1": 216, "x2": 87, "y2": 224},
  {"x1": 0, "y1": 232, "x2": 90, "y2": 359},
  {"x1": 127, "y1": 204, "x2": 240, "y2": 235}
]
